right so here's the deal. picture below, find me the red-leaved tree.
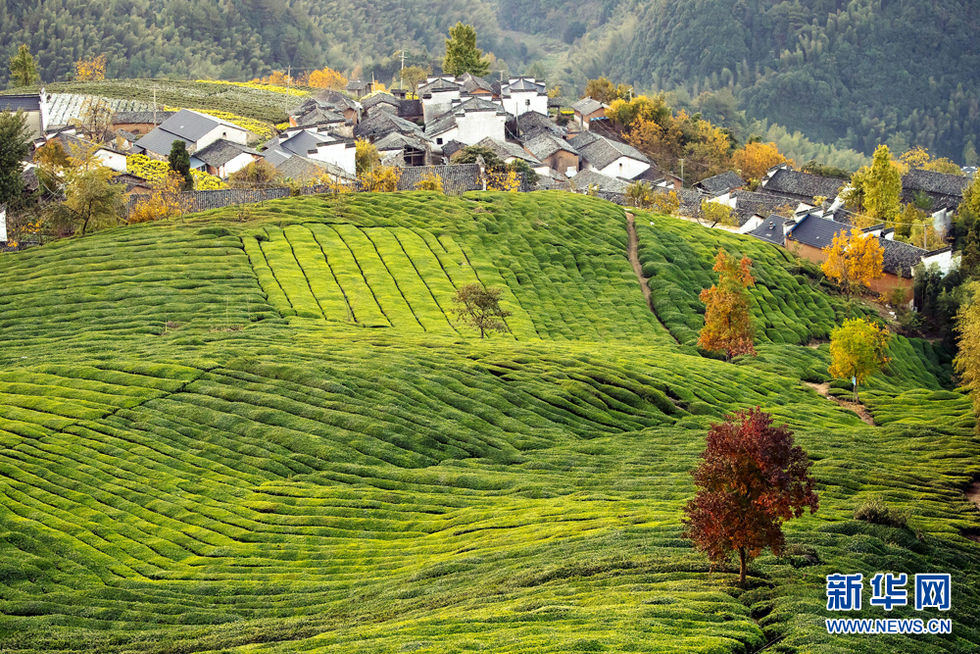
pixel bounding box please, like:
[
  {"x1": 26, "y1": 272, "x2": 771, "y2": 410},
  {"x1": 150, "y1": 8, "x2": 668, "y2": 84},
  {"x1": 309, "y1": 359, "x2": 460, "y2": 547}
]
[
  {"x1": 682, "y1": 408, "x2": 819, "y2": 586},
  {"x1": 698, "y1": 249, "x2": 756, "y2": 360}
]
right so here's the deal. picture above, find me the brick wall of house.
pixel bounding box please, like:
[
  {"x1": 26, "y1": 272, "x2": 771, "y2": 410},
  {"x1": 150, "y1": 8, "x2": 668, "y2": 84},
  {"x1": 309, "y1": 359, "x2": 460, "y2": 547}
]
[
  {"x1": 544, "y1": 151, "x2": 579, "y2": 175},
  {"x1": 787, "y1": 236, "x2": 912, "y2": 301}
]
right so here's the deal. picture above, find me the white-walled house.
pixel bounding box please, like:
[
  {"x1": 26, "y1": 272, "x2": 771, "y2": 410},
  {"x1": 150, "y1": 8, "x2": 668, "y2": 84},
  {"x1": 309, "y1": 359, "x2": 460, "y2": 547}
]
[
  {"x1": 567, "y1": 131, "x2": 651, "y2": 179},
  {"x1": 500, "y1": 78, "x2": 548, "y2": 119},
  {"x1": 132, "y1": 109, "x2": 249, "y2": 160},
  {"x1": 419, "y1": 77, "x2": 463, "y2": 124},
  {"x1": 264, "y1": 128, "x2": 356, "y2": 176},
  {"x1": 194, "y1": 140, "x2": 259, "y2": 178},
  {"x1": 426, "y1": 98, "x2": 508, "y2": 149},
  {"x1": 0, "y1": 91, "x2": 49, "y2": 139}
]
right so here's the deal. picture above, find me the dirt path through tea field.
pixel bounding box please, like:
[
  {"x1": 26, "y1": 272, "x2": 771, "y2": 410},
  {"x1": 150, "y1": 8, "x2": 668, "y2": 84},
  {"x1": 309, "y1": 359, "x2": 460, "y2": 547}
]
[
  {"x1": 626, "y1": 212, "x2": 679, "y2": 344},
  {"x1": 803, "y1": 381, "x2": 875, "y2": 426}
]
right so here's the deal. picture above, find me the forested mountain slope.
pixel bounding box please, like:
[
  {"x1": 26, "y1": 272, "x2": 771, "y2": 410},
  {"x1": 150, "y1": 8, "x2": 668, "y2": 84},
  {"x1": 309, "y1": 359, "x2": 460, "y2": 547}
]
[
  {"x1": 558, "y1": 0, "x2": 980, "y2": 161},
  {"x1": 1, "y1": 1, "x2": 978, "y2": 163}
]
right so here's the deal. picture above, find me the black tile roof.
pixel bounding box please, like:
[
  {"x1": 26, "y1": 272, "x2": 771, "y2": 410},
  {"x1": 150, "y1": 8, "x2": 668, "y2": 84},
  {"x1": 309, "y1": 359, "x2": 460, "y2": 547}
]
[
  {"x1": 901, "y1": 169, "x2": 970, "y2": 209},
  {"x1": 695, "y1": 171, "x2": 746, "y2": 196},
  {"x1": 194, "y1": 139, "x2": 256, "y2": 167},
  {"x1": 523, "y1": 132, "x2": 577, "y2": 160},
  {"x1": 730, "y1": 190, "x2": 793, "y2": 227},
  {"x1": 353, "y1": 112, "x2": 423, "y2": 141},
  {"x1": 761, "y1": 168, "x2": 847, "y2": 203},
  {"x1": 130, "y1": 127, "x2": 190, "y2": 157},
  {"x1": 458, "y1": 73, "x2": 493, "y2": 95},
  {"x1": 902, "y1": 169, "x2": 970, "y2": 197},
  {"x1": 314, "y1": 90, "x2": 359, "y2": 112},
  {"x1": 748, "y1": 215, "x2": 787, "y2": 246},
  {"x1": 879, "y1": 237, "x2": 927, "y2": 278},
  {"x1": 474, "y1": 137, "x2": 541, "y2": 165},
  {"x1": 513, "y1": 110, "x2": 561, "y2": 139},
  {"x1": 361, "y1": 92, "x2": 400, "y2": 110},
  {"x1": 113, "y1": 110, "x2": 175, "y2": 125},
  {"x1": 787, "y1": 214, "x2": 849, "y2": 249},
  {"x1": 567, "y1": 131, "x2": 649, "y2": 170},
  {"x1": 0, "y1": 94, "x2": 42, "y2": 113},
  {"x1": 571, "y1": 169, "x2": 628, "y2": 193},
  {"x1": 572, "y1": 97, "x2": 604, "y2": 115}
]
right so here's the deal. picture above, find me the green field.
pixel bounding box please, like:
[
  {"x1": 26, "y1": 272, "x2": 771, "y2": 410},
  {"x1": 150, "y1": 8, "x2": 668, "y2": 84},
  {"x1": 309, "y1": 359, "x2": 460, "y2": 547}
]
[{"x1": 0, "y1": 191, "x2": 978, "y2": 653}]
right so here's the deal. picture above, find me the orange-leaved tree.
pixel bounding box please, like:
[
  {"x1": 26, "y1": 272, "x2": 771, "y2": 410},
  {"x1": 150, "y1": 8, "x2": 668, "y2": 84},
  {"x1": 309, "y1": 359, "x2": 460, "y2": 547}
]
[
  {"x1": 821, "y1": 228, "x2": 884, "y2": 296},
  {"x1": 698, "y1": 249, "x2": 756, "y2": 360},
  {"x1": 733, "y1": 141, "x2": 788, "y2": 184},
  {"x1": 829, "y1": 318, "x2": 891, "y2": 401},
  {"x1": 683, "y1": 408, "x2": 819, "y2": 586}
]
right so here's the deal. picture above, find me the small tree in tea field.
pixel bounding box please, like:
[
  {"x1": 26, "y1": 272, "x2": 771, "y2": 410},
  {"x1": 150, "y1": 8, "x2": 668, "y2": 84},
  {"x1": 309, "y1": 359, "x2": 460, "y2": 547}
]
[
  {"x1": 414, "y1": 171, "x2": 444, "y2": 192},
  {"x1": 683, "y1": 408, "x2": 819, "y2": 586},
  {"x1": 128, "y1": 173, "x2": 188, "y2": 224},
  {"x1": 359, "y1": 165, "x2": 401, "y2": 192},
  {"x1": 829, "y1": 318, "x2": 891, "y2": 401},
  {"x1": 698, "y1": 249, "x2": 756, "y2": 360},
  {"x1": 451, "y1": 284, "x2": 511, "y2": 338},
  {"x1": 821, "y1": 228, "x2": 884, "y2": 296},
  {"x1": 698, "y1": 199, "x2": 738, "y2": 228}
]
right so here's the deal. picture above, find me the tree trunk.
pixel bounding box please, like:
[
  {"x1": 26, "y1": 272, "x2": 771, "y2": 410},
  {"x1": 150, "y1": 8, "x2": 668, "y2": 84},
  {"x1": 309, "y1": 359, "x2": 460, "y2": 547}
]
[
  {"x1": 738, "y1": 547, "x2": 747, "y2": 587},
  {"x1": 854, "y1": 384, "x2": 859, "y2": 403}
]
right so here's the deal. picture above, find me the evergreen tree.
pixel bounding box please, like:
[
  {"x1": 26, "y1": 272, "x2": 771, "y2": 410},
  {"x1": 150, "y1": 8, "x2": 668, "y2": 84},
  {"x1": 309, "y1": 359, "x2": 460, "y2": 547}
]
[
  {"x1": 0, "y1": 111, "x2": 32, "y2": 206},
  {"x1": 442, "y1": 23, "x2": 490, "y2": 77},
  {"x1": 168, "y1": 141, "x2": 193, "y2": 191},
  {"x1": 8, "y1": 44, "x2": 39, "y2": 87},
  {"x1": 862, "y1": 145, "x2": 902, "y2": 225}
]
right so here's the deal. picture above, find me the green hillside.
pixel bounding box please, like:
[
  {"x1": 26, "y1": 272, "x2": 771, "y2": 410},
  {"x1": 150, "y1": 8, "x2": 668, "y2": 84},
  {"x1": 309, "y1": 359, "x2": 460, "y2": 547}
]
[{"x1": 0, "y1": 191, "x2": 978, "y2": 653}]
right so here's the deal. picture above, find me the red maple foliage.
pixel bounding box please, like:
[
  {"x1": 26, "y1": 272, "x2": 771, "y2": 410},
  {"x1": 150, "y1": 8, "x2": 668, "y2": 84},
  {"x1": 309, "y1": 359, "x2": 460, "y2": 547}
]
[
  {"x1": 698, "y1": 249, "x2": 756, "y2": 360},
  {"x1": 682, "y1": 408, "x2": 819, "y2": 586}
]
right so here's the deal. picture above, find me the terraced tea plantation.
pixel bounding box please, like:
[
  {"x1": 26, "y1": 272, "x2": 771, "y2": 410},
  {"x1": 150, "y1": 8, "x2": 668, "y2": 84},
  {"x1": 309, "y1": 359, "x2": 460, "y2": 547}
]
[{"x1": 0, "y1": 191, "x2": 978, "y2": 654}]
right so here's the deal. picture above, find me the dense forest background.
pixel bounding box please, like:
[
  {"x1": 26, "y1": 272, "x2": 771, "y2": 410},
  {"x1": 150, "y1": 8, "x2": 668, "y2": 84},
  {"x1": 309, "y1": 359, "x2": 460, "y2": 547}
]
[{"x1": 1, "y1": 0, "x2": 978, "y2": 162}]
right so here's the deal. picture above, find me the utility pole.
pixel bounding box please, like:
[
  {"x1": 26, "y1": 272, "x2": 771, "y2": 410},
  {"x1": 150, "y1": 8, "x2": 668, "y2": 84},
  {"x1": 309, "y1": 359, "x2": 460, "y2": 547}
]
[
  {"x1": 400, "y1": 49, "x2": 406, "y2": 90},
  {"x1": 679, "y1": 158, "x2": 685, "y2": 187},
  {"x1": 152, "y1": 85, "x2": 157, "y2": 126}
]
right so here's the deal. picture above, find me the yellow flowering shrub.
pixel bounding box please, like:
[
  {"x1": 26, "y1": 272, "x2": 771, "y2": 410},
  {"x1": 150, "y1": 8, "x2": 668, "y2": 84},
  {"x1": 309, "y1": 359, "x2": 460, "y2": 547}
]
[
  {"x1": 126, "y1": 154, "x2": 226, "y2": 190},
  {"x1": 196, "y1": 80, "x2": 308, "y2": 98}
]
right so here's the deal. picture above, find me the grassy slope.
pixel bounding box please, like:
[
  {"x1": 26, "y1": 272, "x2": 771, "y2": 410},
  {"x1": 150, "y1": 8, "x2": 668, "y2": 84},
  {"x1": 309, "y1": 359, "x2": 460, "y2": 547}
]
[{"x1": 0, "y1": 191, "x2": 977, "y2": 654}]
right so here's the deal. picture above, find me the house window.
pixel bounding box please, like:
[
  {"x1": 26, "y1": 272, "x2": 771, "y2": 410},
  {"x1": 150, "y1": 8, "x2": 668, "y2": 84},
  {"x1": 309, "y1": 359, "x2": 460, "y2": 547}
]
[{"x1": 437, "y1": 137, "x2": 443, "y2": 145}]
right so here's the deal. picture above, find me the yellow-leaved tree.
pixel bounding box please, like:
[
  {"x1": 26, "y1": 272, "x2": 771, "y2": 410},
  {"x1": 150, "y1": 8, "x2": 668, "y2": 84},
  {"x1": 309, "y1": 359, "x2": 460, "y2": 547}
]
[
  {"x1": 733, "y1": 142, "x2": 788, "y2": 184},
  {"x1": 359, "y1": 165, "x2": 401, "y2": 192},
  {"x1": 307, "y1": 66, "x2": 347, "y2": 90},
  {"x1": 698, "y1": 199, "x2": 737, "y2": 229},
  {"x1": 414, "y1": 171, "x2": 444, "y2": 192},
  {"x1": 821, "y1": 228, "x2": 884, "y2": 296},
  {"x1": 651, "y1": 190, "x2": 680, "y2": 216},
  {"x1": 486, "y1": 169, "x2": 521, "y2": 192},
  {"x1": 829, "y1": 318, "x2": 891, "y2": 401},
  {"x1": 955, "y1": 282, "x2": 980, "y2": 431},
  {"x1": 128, "y1": 173, "x2": 189, "y2": 224},
  {"x1": 74, "y1": 54, "x2": 107, "y2": 81}
]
